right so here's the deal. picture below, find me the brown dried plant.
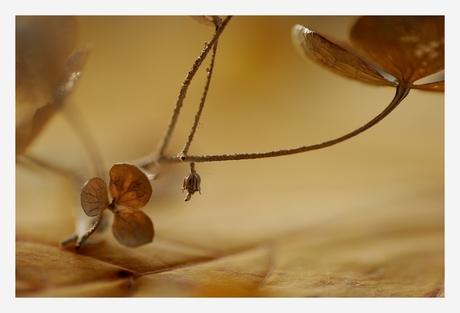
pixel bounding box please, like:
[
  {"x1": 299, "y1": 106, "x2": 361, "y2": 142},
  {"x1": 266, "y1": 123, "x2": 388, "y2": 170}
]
[
  {"x1": 293, "y1": 16, "x2": 444, "y2": 91},
  {"x1": 76, "y1": 163, "x2": 153, "y2": 248},
  {"x1": 16, "y1": 16, "x2": 444, "y2": 250}
]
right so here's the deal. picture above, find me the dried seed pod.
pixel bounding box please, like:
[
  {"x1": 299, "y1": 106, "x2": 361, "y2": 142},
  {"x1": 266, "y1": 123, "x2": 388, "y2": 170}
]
[{"x1": 182, "y1": 162, "x2": 201, "y2": 201}]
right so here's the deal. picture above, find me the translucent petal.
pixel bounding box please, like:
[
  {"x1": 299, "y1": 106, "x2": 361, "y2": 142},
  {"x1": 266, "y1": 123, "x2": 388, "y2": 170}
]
[
  {"x1": 413, "y1": 80, "x2": 444, "y2": 92},
  {"x1": 112, "y1": 209, "x2": 154, "y2": 248},
  {"x1": 292, "y1": 24, "x2": 395, "y2": 87},
  {"x1": 80, "y1": 177, "x2": 109, "y2": 217},
  {"x1": 350, "y1": 16, "x2": 444, "y2": 85},
  {"x1": 109, "y1": 163, "x2": 153, "y2": 209}
]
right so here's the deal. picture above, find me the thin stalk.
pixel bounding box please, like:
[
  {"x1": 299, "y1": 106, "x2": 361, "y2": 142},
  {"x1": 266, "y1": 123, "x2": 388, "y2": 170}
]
[
  {"x1": 76, "y1": 210, "x2": 105, "y2": 249},
  {"x1": 160, "y1": 84, "x2": 411, "y2": 163},
  {"x1": 155, "y1": 16, "x2": 232, "y2": 158},
  {"x1": 179, "y1": 33, "x2": 219, "y2": 159}
]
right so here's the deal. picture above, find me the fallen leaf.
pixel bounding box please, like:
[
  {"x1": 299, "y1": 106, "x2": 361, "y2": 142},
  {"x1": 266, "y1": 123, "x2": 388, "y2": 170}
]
[{"x1": 16, "y1": 242, "x2": 133, "y2": 296}]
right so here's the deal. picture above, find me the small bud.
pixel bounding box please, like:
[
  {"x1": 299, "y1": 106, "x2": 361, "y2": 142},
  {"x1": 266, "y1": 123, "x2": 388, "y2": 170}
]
[{"x1": 182, "y1": 162, "x2": 201, "y2": 201}]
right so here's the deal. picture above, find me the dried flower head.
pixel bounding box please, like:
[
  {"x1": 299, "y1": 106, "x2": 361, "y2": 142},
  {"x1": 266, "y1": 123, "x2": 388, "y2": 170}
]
[
  {"x1": 182, "y1": 162, "x2": 201, "y2": 201},
  {"x1": 78, "y1": 163, "x2": 154, "y2": 248}
]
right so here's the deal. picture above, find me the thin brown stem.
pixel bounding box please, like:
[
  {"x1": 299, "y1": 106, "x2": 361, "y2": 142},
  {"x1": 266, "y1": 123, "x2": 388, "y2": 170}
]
[
  {"x1": 160, "y1": 84, "x2": 411, "y2": 163},
  {"x1": 155, "y1": 16, "x2": 232, "y2": 158},
  {"x1": 76, "y1": 211, "x2": 105, "y2": 249},
  {"x1": 179, "y1": 27, "x2": 219, "y2": 159}
]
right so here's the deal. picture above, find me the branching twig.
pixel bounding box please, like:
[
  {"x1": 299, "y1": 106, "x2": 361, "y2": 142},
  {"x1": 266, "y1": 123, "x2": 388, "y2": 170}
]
[
  {"x1": 160, "y1": 84, "x2": 411, "y2": 163},
  {"x1": 155, "y1": 16, "x2": 232, "y2": 159},
  {"x1": 179, "y1": 22, "x2": 220, "y2": 160}
]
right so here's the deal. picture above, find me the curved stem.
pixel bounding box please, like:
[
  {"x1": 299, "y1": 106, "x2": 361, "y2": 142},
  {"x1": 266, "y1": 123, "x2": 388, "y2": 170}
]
[
  {"x1": 155, "y1": 16, "x2": 232, "y2": 158},
  {"x1": 76, "y1": 210, "x2": 105, "y2": 249},
  {"x1": 161, "y1": 84, "x2": 411, "y2": 163}
]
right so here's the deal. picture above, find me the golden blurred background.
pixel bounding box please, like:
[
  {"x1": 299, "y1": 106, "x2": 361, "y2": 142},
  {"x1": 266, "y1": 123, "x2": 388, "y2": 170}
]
[{"x1": 16, "y1": 16, "x2": 444, "y2": 296}]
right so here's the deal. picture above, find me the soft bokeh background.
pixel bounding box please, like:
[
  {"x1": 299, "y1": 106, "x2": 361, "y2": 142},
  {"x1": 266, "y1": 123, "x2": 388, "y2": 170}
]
[{"x1": 16, "y1": 16, "x2": 444, "y2": 297}]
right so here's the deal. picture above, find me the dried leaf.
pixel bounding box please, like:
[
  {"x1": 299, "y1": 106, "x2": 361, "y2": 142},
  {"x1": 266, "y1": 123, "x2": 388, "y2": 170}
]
[
  {"x1": 16, "y1": 242, "x2": 133, "y2": 295},
  {"x1": 109, "y1": 163, "x2": 152, "y2": 209},
  {"x1": 292, "y1": 24, "x2": 396, "y2": 87},
  {"x1": 80, "y1": 177, "x2": 109, "y2": 217},
  {"x1": 350, "y1": 16, "x2": 444, "y2": 85},
  {"x1": 112, "y1": 208, "x2": 154, "y2": 248},
  {"x1": 412, "y1": 80, "x2": 445, "y2": 92}
]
